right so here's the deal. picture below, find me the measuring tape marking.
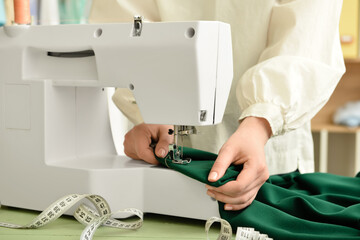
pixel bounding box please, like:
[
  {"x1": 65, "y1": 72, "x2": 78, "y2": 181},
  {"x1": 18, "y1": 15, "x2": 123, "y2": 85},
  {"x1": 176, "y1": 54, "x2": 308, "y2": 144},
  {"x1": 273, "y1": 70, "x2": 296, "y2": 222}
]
[
  {"x1": 75, "y1": 204, "x2": 143, "y2": 230},
  {"x1": 0, "y1": 194, "x2": 143, "y2": 240},
  {"x1": 205, "y1": 216, "x2": 232, "y2": 240},
  {"x1": 0, "y1": 194, "x2": 272, "y2": 240},
  {"x1": 235, "y1": 227, "x2": 273, "y2": 240}
]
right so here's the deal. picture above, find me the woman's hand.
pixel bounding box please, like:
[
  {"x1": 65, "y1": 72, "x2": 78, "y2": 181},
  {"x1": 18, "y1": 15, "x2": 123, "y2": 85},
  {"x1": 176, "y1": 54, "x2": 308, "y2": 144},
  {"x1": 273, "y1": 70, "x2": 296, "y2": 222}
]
[
  {"x1": 123, "y1": 123, "x2": 173, "y2": 164},
  {"x1": 206, "y1": 117, "x2": 272, "y2": 211}
]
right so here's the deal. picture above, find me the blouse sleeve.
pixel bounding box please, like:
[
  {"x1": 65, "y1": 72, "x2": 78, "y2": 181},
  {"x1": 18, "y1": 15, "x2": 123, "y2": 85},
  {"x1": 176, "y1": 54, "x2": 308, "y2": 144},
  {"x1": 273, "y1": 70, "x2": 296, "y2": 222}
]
[{"x1": 237, "y1": 0, "x2": 345, "y2": 136}]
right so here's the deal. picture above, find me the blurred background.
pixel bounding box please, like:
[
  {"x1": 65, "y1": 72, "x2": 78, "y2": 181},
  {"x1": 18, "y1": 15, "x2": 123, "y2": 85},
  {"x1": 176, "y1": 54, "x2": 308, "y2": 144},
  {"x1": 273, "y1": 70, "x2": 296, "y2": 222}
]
[
  {"x1": 0, "y1": 0, "x2": 92, "y2": 25},
  {"x1": 311, "y1": 0, "x2": 360, "y2": 177}
]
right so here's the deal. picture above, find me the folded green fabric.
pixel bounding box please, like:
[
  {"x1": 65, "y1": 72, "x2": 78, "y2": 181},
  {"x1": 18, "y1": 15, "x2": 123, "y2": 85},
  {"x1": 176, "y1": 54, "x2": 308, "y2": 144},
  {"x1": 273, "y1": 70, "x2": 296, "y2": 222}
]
[{"x1": 156, "y1": 147, "x2": 360, "y2": 240}]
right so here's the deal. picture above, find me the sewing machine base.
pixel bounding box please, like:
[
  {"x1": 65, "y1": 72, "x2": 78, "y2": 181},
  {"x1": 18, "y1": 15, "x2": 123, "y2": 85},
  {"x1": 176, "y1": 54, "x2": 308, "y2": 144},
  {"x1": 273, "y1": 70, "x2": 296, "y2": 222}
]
[{"x1": 0, "y1": 155, "x2": 219, "y2": 220}]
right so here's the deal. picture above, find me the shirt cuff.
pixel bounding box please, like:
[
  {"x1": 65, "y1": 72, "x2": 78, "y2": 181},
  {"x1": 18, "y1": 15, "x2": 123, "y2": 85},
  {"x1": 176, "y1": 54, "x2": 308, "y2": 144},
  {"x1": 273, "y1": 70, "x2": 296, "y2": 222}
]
[{"x1": 239, "y1": 103, "x2": 284, "y2": 136}]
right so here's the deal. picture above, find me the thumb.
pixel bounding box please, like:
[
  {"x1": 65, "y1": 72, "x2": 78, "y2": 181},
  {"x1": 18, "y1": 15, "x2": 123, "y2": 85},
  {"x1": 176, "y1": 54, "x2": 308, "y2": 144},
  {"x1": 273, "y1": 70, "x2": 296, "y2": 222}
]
[
  {"x1": 155, "y1": 133, "x2": 173, "y2": 158},
  {"x1": 208, "y1": 147, "x2": 234, "y2": 182}
]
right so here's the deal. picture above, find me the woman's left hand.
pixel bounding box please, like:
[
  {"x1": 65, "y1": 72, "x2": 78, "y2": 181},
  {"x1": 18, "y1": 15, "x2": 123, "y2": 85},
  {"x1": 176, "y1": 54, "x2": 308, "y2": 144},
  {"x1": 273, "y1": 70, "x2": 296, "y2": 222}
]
[{"x1": 206, "y1": 117, "x2": 272, "y2": 211}]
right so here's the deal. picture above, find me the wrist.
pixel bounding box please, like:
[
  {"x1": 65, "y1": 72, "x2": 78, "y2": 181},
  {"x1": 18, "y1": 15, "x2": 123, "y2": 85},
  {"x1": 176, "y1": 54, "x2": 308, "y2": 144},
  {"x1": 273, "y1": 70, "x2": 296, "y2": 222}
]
[{"x1": 239, "y1": 117, "x2": 272, "y2": 144}]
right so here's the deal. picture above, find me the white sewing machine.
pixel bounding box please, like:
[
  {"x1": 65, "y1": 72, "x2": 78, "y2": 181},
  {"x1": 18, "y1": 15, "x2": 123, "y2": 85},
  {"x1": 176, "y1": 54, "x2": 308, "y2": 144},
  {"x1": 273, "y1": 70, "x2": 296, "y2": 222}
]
[{"x1": 0, "y1": 18, "x2": 233, "y2": 220}]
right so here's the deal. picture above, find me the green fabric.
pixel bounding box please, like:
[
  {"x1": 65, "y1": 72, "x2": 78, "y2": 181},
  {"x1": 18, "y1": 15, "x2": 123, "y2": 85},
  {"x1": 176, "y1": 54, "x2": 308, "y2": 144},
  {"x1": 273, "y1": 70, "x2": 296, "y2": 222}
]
[
  {"x1": 156, "y1": 147, "x2": 360, "y2": 240},
  {"x1": 157, "y1": 147, "x2": 242, "y2": 187}
]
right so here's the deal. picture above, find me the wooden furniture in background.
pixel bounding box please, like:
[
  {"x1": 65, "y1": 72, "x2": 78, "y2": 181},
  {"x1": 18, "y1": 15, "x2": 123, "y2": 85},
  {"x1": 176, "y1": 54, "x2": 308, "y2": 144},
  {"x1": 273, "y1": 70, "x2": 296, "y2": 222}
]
[{"x1": 311, "y1": 60, "x2": 360, "y2": 176}]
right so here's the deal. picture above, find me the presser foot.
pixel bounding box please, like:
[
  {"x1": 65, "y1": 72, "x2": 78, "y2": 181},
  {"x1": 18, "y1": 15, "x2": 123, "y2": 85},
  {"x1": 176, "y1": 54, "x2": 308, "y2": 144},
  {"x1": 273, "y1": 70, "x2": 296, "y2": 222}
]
[
  {"x1": 167, "y1": 125, "x2": 197, "y2": 165},
  {"x1": 168, "y1": 144, "x2": 191, "y2": 165}
]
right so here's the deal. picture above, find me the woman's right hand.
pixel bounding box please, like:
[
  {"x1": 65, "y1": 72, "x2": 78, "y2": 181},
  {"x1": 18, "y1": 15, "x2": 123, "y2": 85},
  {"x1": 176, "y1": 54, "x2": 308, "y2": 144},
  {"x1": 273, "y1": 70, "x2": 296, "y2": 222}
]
[{"x1": 123, "y1": 123, "x2": 174, "y2": 164}]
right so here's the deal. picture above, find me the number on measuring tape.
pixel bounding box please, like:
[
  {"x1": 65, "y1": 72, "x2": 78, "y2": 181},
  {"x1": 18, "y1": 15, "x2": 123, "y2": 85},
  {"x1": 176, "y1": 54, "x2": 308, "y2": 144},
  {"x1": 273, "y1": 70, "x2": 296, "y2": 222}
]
[
  {"x1": 205, "y1": 216, "x2": 233, "y2": 240},
  {"x1": 0, "y1": 194, "x2": 143, "y2": 240},
  {"x1": 235, "y1": 227, "x2": 273, "y2": 240}
]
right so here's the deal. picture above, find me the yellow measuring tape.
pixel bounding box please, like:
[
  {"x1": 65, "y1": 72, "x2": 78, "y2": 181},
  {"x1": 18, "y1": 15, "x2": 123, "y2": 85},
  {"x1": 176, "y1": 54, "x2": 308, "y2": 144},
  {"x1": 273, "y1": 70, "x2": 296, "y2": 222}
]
[{"x1": 0, "y1": 194, "x2": 271, "y2": 240}]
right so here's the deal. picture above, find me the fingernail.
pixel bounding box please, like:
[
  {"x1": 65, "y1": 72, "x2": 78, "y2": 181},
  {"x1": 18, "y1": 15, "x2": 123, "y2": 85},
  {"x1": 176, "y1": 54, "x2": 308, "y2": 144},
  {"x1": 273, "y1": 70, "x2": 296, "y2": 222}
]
[
  {"x1": 158, "y1": 149, "x2": 166, "y2": 158},
  {"x1": 208, "y1": 172, "x2": 218, "y2": 181},
  {"x1": 224, "y1": 205, "x2": 233, "y2": 211}
]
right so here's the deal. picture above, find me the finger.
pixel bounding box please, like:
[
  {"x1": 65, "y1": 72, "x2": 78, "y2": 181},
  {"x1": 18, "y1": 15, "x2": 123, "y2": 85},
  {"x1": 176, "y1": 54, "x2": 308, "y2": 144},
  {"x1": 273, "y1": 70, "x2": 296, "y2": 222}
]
[
  {"x1": 206, "y1": 172, "x2": 260, "y2": 197},
  {"x1": 223, "y1": 194, "x2": 257, "y2": 211},
  {"x1": 136, "y1": 137, "x2": 159, "y2": 165},
  {"x1": 206, "y1": 180, "x2": 262, "y2": 204},
  {"x1": 124, "y1": 148, "x2": 137, "y2": 160},
  {"x1": 206, "y1": 189, "x2": 241, "y2": 205},
  {"x1": 126, "y1": 142, "x2": 158, "y2": 164},
  {"x1": 138, "y1": 148, "x2": 159, "y2": 165},
  {"x1": 155, "y1": 130, "x2": 173, "y2": 158},
  {"x1": 206, "y1": 181, "x2": 246, "y2": 197},
  {"x1": 235, "y1": 162, "x2": 269, "y2": 191},
  {"x1": 208, "y1": 146, "x2": 235, "y2": 182}
]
